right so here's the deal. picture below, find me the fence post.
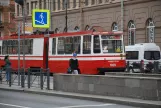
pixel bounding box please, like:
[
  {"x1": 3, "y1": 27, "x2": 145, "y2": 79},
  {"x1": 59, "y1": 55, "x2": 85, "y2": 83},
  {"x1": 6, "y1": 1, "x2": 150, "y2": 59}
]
[
  {"x1": 9, "y1": 68, "x2": 12, "y2": 87},
  {"x1": 40, "y1": 68, "x2": 43, "y2": 90},
  {"x1": 140, "y1": 60, "x2": 144, "y2": 73},
  {"x1": 47, "y1": 68, "x2": 50, "y2": 90},
  {"x1": 21, "y1": 68, "x2": 25, "y2": 88},
  {"x1": 28, "y1": 68, "x2": 30, "y2": 89},
  {"x1": 154, "y1": 61, "x2": 159, "y2": 73}
]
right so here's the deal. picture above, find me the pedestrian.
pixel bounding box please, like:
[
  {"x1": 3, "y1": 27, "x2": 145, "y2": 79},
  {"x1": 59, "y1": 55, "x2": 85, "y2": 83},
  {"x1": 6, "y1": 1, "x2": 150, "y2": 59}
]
[
  {"x1": 4, "y1": 55, "x2": 11, "y2": 82},
  {"x1": 69, "y1": 52, "x2": 79, "y2": 74}
]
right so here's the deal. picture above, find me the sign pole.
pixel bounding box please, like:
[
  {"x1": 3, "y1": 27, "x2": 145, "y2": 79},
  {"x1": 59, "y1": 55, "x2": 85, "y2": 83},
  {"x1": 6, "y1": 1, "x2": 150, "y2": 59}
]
[{"x1": 18, "y1": 22, "x2": 20, "y2": 86}]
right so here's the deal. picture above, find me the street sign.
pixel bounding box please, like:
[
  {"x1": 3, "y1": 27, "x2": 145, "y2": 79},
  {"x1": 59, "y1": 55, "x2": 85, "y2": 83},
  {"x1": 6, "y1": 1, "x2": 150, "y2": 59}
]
[{"x1": 32, "y1": 9, "x2": 50, "y2": 28}]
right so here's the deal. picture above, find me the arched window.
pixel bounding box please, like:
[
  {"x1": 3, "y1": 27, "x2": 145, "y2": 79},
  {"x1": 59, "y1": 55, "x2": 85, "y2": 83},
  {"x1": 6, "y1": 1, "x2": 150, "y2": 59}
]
[
  {"x1": 55, "y1": 28, "x2": 59, "y2": 33},
  {"x1": 146, "y1": 18, "x2": 155, "y2": 43},
  {"x1": 74, "y1": 26, "x2": 80, "y2": 31},
  {"x1": 112, "y1": 22, "x2": 118, "y2": 32},
  {"x1": 85, "y1": 25, "x2": 90, "y2": 31},
  {"x1": 64, "y1": 27, "x2": 67, "y2": 32},
  {"x1": 128, "y1": 20, "x2": 136, "y2": 45}
]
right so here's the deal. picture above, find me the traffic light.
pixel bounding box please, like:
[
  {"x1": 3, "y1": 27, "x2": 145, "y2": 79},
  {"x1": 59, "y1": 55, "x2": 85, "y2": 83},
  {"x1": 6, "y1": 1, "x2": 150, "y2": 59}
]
[{"x1": 15, "y1": 0, "x2": 24, "y2": 6}]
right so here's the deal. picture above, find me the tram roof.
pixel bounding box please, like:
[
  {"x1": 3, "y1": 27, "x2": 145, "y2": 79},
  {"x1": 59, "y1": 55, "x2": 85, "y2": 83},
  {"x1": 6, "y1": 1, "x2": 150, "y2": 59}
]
[{"x1": 0, "y1": 31, "x2": 123, "y2": 40}]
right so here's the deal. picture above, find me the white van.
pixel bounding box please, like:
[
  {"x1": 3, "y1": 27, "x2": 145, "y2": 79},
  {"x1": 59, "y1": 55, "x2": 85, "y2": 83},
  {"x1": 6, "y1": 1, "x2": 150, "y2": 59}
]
[{"x1": 125, "y1": 43, "x2": 161, "y2": 72}]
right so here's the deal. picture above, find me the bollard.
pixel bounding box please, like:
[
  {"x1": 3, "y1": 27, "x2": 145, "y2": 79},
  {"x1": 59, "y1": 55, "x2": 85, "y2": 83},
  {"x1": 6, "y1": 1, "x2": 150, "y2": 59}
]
[
  {"x1": 28, "y1": 68, "x2": 30, "y2": 88},
  {"x1": 40, "y1": 68, "x2": 43, "y2": 90},
  {"x1": 9, "y1": 68, "x2": 12, "y2": 87},
  {"x1": 21, "y1": 68, "x2": 25, "y2": 88},
  {"x1": 47, "y1": 68, "x2": 50, "y2": 90}
]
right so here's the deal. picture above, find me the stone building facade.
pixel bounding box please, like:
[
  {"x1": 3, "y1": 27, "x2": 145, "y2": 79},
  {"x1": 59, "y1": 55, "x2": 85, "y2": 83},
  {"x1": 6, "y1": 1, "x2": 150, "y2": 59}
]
[
  {"x1": 15, "y1": 0, "x2": 161, "y2": 47},
  {"x1": 0, "y1": 0, "x2": 16, "y2": 36}
]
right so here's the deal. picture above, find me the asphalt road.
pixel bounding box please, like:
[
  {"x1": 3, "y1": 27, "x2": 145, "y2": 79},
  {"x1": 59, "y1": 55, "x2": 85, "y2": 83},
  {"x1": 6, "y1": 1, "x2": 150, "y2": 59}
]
[{"x1": 0, "y1": 90, "x2": 140, "y2": 108}]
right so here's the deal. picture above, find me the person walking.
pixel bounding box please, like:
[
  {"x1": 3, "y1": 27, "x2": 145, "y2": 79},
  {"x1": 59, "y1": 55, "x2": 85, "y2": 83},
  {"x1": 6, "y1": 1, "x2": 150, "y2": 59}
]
[
  {"x1": 4, "y1": 55, "x2": 11, "y2": 82},
  {"x1": 69, "y1": 53, "x2": 79, "y2": 74}
]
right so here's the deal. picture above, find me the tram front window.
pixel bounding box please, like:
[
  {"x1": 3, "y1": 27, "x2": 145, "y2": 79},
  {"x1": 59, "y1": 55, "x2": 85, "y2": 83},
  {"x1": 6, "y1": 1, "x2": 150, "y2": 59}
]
[{"x1": 102, "y1": 40, "x2": 122, "y2": 53}]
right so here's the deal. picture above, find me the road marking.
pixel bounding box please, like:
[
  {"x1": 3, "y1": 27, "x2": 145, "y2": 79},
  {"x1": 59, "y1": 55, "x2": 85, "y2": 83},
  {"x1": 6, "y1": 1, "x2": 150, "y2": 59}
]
[
  {"x1": 0, "y1": 102, "x2": 31, "y2": 108},
  {"x1": 57, "y1": 104, "x2": 114, "y2": 108}
]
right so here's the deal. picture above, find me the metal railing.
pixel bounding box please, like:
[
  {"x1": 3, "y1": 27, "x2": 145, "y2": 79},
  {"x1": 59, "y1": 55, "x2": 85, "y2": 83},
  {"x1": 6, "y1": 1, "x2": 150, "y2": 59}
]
[
  {"x1": 126, "y1": 61, "x2": 161, "y2": 73},
  {"x1": 0, "y1": 68, "x2": 51, "y2": 90}
]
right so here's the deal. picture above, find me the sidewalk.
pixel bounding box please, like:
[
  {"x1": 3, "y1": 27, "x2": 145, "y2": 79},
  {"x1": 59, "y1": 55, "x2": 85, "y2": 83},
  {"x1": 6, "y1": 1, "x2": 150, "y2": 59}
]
[{"x1": 0, "y1": 84, "x2": 161, "y2": 108}]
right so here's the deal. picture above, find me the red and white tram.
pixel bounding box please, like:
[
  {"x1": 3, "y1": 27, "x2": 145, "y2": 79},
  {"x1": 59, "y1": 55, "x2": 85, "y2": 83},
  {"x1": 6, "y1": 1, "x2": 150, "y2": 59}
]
[{"x1": 0, "y1": 31, "x2": 126, "y2": 74}]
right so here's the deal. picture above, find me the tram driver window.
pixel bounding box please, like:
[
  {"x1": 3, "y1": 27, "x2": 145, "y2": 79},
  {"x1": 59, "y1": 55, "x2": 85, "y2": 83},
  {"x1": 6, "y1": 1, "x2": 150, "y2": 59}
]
[{"x1": 83, "y1": 35, "x2": 91, "y2": 54}]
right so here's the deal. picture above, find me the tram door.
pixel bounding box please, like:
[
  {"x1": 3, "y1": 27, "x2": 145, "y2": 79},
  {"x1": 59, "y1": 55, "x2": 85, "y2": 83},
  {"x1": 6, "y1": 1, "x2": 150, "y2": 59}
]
[{"x1": 43, "y1": 37, "x2": 49, "y2": 69}]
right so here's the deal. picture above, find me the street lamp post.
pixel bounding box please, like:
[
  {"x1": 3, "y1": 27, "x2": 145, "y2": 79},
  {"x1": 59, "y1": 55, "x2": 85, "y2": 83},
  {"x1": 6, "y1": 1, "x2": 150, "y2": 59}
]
[
  {"x1": 65, "y1": 0, "x2": 67, "y2": 32},
  {"x1": 14, "y1": 0, "x2": 26, "y2": 87}
]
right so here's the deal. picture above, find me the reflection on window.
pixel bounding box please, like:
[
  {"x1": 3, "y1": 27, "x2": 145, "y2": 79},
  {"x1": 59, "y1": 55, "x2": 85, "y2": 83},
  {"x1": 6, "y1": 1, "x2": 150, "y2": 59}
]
[
  {"x1": 93, "y1": 35, "x2": 100, "y2": 53},
  {"x1": 83, "y1": 35, "x2": 91, "y2": 54},
  {"x1": 126, "y1": 51, "x2": 139, "y2": 60}
]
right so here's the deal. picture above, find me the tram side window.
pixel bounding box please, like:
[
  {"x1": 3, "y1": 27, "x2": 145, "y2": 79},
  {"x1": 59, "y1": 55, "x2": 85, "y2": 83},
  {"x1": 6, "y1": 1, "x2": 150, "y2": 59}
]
[
  {"x1": 93, "y1": 35, "x2": 100, "y2": 53},
  {"x1": 29, "y1": 39, "x2": 33, "y2": 54},
  {"x1": 12, "y1": 40, "x2": 18, "y2": 54},
  {"x1": 2, "y1": 41, "x2": 7, "y2": 54},
  {"x1": 57, "y1": 37, "x2": 65, "y2": 54},
  {"x1": 64, "y1": 37, "x2": 73, "y2": 54},
  {"x1": 52, "y1": 38, "x2": 56, "y2": 55},
  {"x1": 73, "y1": 36, "x2": 81, "y2": 54},
  {"x1": 83, "y1": 35, "x2": 91, "y2": 54}
]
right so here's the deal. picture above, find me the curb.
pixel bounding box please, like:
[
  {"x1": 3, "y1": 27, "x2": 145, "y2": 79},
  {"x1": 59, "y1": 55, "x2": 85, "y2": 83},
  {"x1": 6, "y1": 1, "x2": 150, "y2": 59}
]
[{"x1": 0, "y1": 87, "x2": 161, "y2": 108}]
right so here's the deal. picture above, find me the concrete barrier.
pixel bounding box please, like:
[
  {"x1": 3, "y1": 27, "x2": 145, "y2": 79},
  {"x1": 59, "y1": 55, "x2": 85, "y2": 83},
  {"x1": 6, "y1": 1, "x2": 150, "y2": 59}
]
[{"x1": 53, "y1": 74, "x2": 161, "y2": 101}]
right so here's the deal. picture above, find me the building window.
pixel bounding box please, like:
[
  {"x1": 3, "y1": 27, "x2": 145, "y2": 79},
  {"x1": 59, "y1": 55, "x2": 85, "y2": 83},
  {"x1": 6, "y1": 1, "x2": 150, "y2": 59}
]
[
  {"x1": 53, "y1": 0, "x2": 56, "y2": 11},
  {"x1": 44, "y1": 0, "x2": 46, "y2": 9},
  {"x1": 17, "y1": 5, "x2": 19, "y2": 16},
  {"x1": 128, "y1": 20, "x2": 136, "y2": 45},
  {"x1": 91, "y1": 0, "x2": 95, "y2": 5},
  {"x1": 112, "y1": 22, "x2": 118, "y2": 32},
  {"x1": 85, "y1": 0, "x2": 88, "y2": 6},
  {"x1": 98, "y1": 0, "x2": 102, "y2": 4},
  {"x1": 85, "y1": 25, "x2": 90, "y2": 31},
  {"x1": 73, "y1": 0, "x2": 76, "y2": 8},
  {"x1": 64, "y1": 27, "x2": 67, "y2": 32},
  {"x1": 27, "y1": 3, "x2": 29, "y2": 15},
  {"x1": 67, "y1": 0, "x2": 70, "y2": 8},
  {"x1": 74, "y1": 26, "x2": 80, "y2": 31},
  {"x1": 58, "y1": 0, "x2": 60, "y2": 10},
  {"x1": 146, "y1": 18, "x2": 155, "y2": 43},
  {"x1": 39, "y1": 0, "x2": 42, "y2": 9}
]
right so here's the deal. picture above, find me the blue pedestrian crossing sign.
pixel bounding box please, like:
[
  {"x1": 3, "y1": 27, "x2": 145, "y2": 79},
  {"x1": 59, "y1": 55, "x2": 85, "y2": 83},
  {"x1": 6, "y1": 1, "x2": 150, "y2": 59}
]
[{"x1": 32, "y1": 9, "x2": 50, "y2": 28}]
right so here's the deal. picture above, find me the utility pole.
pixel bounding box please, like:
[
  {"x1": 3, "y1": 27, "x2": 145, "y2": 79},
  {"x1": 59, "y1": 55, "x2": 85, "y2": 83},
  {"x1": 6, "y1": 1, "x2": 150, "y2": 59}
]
[{"x1": 65, "y1": 0, "x2": 67, "y2": 32}]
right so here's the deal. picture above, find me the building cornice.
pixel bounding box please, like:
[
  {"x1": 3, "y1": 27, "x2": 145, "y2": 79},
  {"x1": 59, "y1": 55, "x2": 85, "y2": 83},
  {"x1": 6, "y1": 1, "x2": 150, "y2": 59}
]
[{"x1": 15, "y1": 0, "x2": 160, "y2": 21}]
